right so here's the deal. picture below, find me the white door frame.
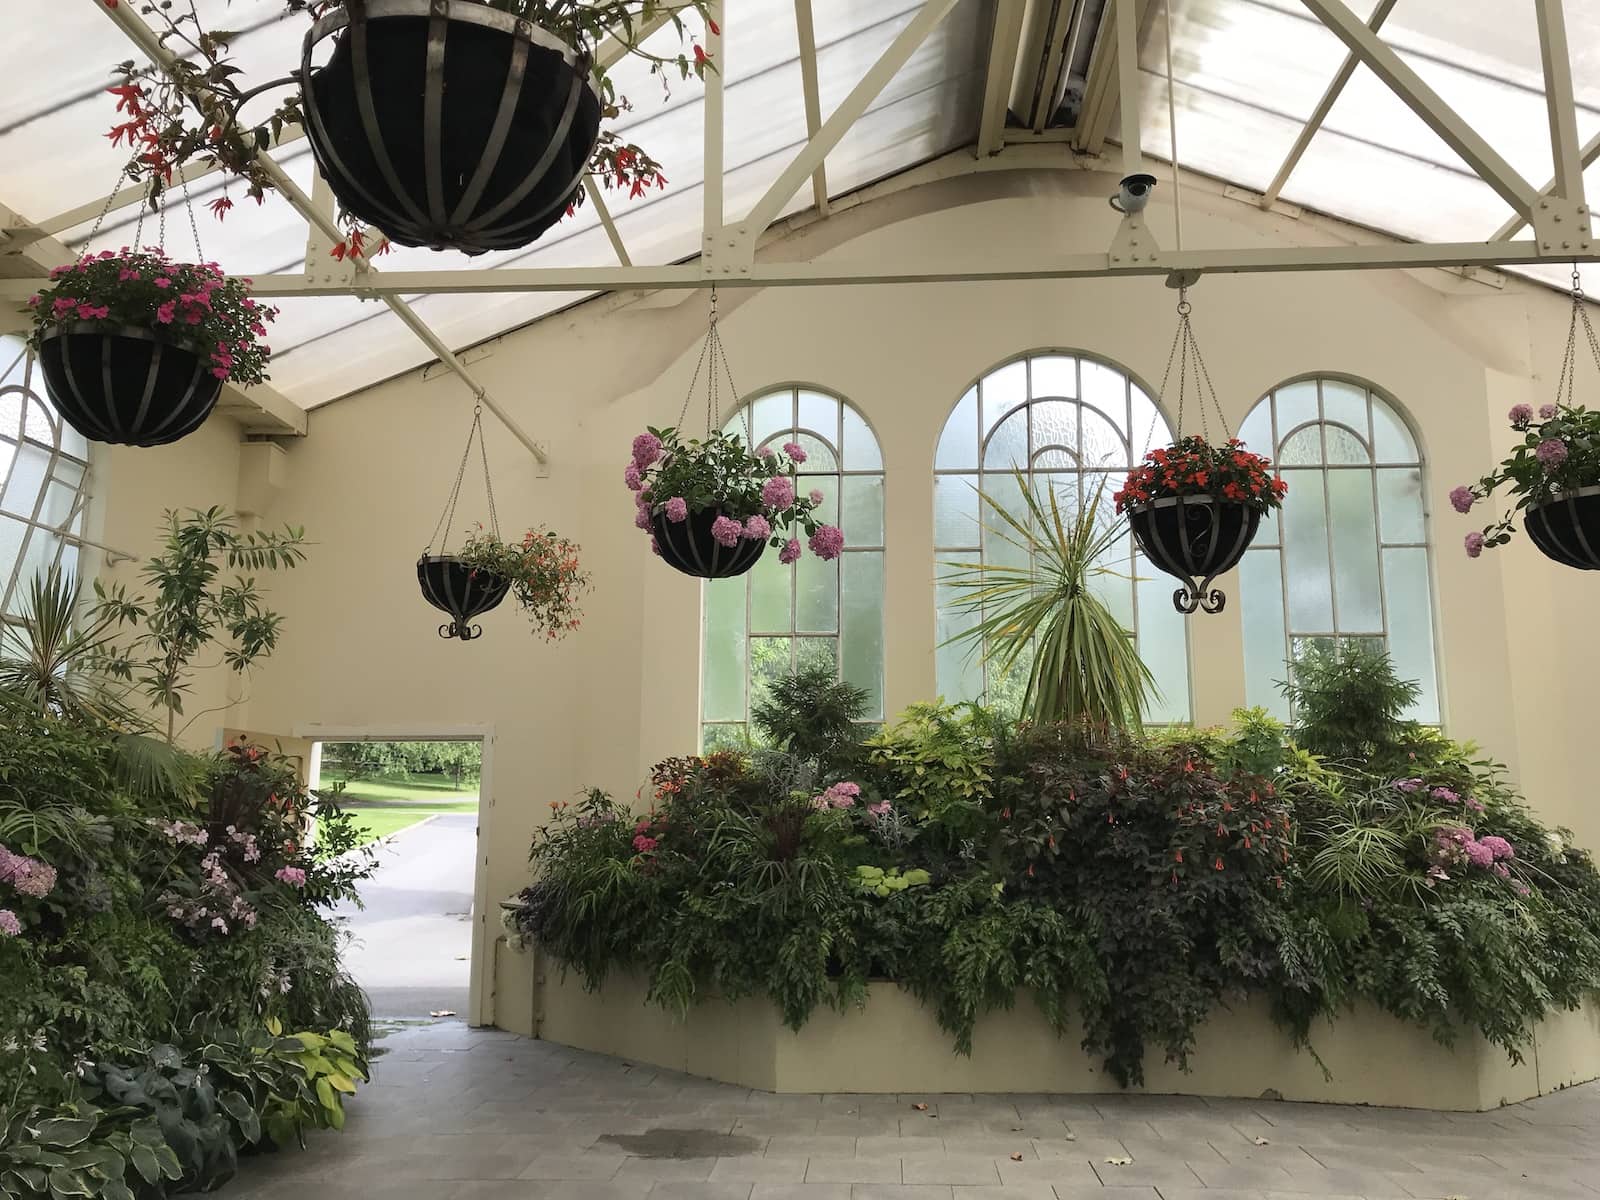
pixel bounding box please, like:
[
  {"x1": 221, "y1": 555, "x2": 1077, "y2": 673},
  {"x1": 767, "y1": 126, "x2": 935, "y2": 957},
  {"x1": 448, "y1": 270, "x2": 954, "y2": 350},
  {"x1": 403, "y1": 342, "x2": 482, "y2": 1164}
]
[{"x1": 296, "y1": 722, "x2": 498, "y2": 1028}]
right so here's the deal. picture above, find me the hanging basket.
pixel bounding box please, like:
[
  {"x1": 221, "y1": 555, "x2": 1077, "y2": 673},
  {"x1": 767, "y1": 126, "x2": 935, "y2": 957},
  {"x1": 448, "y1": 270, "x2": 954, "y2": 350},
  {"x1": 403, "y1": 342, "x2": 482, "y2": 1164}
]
[
  {"x1": 1523, "y1": 488, "x2": 1600, "y2": 570},
  {"x1": 1127, "y1": 496, "x2": 1262, "y2": 615},
  {"x1": 35, "y1": 325, "x2": 224, "y2": 448},
  {"x1": 417, "y1": 554, "x2": 511, "y2": 641},
  {"x1": 652, "y1": 508, "x2": 767, "y2": 580},
  {"x1": 300, "y1": 0, "x2": 602, "y2": 254}
]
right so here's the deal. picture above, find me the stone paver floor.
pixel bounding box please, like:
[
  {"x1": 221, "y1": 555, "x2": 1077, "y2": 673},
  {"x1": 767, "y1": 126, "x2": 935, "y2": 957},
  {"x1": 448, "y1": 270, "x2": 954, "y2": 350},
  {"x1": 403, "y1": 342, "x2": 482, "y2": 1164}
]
[{"x1": 229, "y1": 1021, "x2": 1600, "y2": 1200}]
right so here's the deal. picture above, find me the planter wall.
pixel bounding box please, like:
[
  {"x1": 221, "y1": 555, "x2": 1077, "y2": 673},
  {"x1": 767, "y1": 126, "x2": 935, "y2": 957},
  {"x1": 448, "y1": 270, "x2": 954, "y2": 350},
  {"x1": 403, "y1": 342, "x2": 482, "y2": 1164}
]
[
  {"x1": 37, "y1": 325, "x2": 223, "y2": 447},
  {"x1": 302, "y1": 0, "x2": 602, "y2": 253},
  {"x1": 520, "y1": 961, "x2": 1600, "y2": 1110}
]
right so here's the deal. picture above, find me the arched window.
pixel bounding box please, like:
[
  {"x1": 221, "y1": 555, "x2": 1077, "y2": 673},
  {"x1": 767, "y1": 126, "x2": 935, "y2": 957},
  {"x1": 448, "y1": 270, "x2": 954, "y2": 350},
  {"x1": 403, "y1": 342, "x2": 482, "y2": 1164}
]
[
  {"x1": 1236, "y1": 376, "x2": 1439, "y2": 722},
  {"x1": 701, "y1": 387, "x2": 885, "y2": 749},
  {"x1": 1, "y1": 336, "x2": 91, "y2": 618},
  {"x1": 933, "y1": 352, "x2": 1190, "y2": 722}
]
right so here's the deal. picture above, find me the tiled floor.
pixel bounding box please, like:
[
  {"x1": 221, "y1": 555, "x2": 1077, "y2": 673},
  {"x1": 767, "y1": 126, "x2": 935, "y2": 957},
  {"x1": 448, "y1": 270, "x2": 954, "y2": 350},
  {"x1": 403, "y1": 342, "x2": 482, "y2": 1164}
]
[{"x1": 230, "y1": 1021, "x2": 1600, "y2": 1200}]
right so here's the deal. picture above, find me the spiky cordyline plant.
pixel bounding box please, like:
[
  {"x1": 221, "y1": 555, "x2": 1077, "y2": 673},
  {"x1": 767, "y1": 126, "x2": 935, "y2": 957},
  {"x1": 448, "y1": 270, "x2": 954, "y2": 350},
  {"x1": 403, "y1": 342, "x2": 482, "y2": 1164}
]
[{"x1": 939, "y1": 474, "x2": 1156, "y2": 733}]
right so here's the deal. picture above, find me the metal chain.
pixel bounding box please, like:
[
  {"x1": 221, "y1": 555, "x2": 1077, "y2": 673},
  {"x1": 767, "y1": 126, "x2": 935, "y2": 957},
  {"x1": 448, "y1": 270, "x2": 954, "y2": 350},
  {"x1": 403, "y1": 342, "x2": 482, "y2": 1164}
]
[
  {"x1": 1146, "y1": 288, "x2": 1233, "y2": 447},
  {"x1": 675, "y1": 289, "x2": 751, "y2": 442},
  {"x1": 427, "y1": 398, "x2": 499, "y2": 553},
  {"x1": 179, "y1": 174, "x2": 205, "y2": 262},
  {"x1": 1556, "y1": 267, "x2": 1600, "y2": 410},
  {"x1": 85, "y1": 156, "x2": 144, "y2": 246}
]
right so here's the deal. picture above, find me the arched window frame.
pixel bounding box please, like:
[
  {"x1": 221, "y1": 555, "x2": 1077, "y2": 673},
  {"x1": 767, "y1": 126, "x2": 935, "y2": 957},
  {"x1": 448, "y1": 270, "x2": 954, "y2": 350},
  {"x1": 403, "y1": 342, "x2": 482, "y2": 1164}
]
[
  {"x1": 932, "y1": 350, "x2": 1192, "y2": 722},
  {"x1": 700, "y1": 385, "x2": 885, "y2": 749},
  {"x1": 1, "y1": 336, "x2": 92, "y2": 620},
  {"x1": 1236, "y1": 373, "x2": 1441, "y2": 723}
]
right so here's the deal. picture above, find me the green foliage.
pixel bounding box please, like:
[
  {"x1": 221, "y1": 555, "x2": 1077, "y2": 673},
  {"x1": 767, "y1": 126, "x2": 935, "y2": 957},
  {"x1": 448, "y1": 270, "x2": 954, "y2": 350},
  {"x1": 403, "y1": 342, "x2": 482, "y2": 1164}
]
[
  {"x1": 750, "y1": 666, "x2": 869, "y2": 772},
  {"x1": 0, "y1": 568, "x2": 132, "y2": 729},
  {"x1": 93, "y1": 507, "x2": 307, "y2": 744},
  {"x1": 456, "y1": 526, "x2": 589, "y2": 641},
  {"x1": 867, "y1": 703, "x2": 998, "y2": 855},
  {"x1": 321, "y1": 740, "x2": 482, "y2": 784},
  {"x1": 938, "y1": 475, "x2": 1155, "y2": 732},
  {"x1": 1279, "y1": 639, "x2": 1423, "y2": 767},
  {"x1": 854, "y1": 866, "x2": 930, "y2": 896}
]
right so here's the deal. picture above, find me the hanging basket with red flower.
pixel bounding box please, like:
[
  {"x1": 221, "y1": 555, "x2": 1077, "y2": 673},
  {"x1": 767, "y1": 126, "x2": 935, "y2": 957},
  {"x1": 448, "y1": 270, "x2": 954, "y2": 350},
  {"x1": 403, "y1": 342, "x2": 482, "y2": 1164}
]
[
  {"x1": 26, "y1": 247, "x2": 278, "y2": 448},
  {"x1": 626, "y1": 294, "x2": 843, "y2": 580},
  {"x1": 1114, "y1": 291, "x2": 1286, "y2": 614}
]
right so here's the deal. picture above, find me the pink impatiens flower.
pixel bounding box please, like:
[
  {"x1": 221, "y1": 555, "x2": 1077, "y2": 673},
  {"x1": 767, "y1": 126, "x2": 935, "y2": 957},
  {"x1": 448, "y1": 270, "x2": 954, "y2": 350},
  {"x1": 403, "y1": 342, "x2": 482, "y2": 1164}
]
[
  {"x1": 1449, "y1": 486, "x2": 1474, "y2": 514},
  {"x1": 664, "y1": 497, "x2": 689, "y2": 523},
  {"x1": 711, "y1": 515, "x2": 743, "y2": 547},
  {"x1": 632, "y1": 432, "x2": 663, "y2": 468},
  {"x1": 274, "y1": 866, "x2": 306, "y2": 887},
  {"x1": 809, "y1": 524, "x2": 845, "y2": 561},
  {"x1": 76, "y1": 304, "x2": 109, "y2": 320},
  {"x1": 762, "y1": 476, "x2": 796, "y2": 509},
  {"x1": 782, "y1": 441, "x2": 807, "y2": 464},
  {"x1": 1464, "y1": 531, "x2": 1485, "y2": 558},
  {"x1": 633, "y1": 834, "x2": 658, "y2": 854},
  {"x1": 779, "y1": 538, "x2": 801, "y2": 565},
  {"x1": 743, "y1": 514, "x2": 771, "y2": 541}
]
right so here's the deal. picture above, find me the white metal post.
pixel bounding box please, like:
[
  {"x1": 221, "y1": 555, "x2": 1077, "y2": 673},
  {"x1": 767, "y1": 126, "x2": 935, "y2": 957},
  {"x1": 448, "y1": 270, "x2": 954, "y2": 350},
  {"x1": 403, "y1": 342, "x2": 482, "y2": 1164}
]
[
  {"x1": 1495, "y1": 131, "x2": 1600, "y2": 241},
  {"x1": 1116, "y1": 0, "x2": 1144, "y2": 180},
  {"x1": 703, "y1": 0, "x2": 726, "y2": 258},
  {"x1": 977, "y1": 0, "x2": 1026, "y2": 156},
  {"x1": 1534, "y1": 0, "x2": 1586, "y2": 209},
  {"x1": 793, "y1": 0, "x2": 831, "y2": 212}
]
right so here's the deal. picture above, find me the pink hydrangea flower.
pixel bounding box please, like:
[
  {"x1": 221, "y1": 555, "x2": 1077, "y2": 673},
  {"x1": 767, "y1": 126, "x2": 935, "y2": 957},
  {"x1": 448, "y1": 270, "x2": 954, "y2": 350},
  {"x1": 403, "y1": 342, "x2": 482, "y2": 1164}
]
[
  {"x1": 867, "y1": 799, "x2": 892, "y2": 817},
  {"x1": 822, "y1": 782, "x2": 861, "y2": 808},
  {"x1": 1478, "y1": 835, "x2": 1514, "y2": 861},
  {"x1": 0, "y1": 910, "x2": 19, "y2": 937},
  {"x1": 1465, "y1": 840, "x2": 1496, "y2": 868},
  {"x1": 779, "y1": 538, "x2": 801, "y2": 565},
  {"x1": 1536, "y1": 438, "x2": 1568, "y2": 469},
  {"x1": 274, "y1": 866, "x2": 307, "y2": 887},
  {"x1": 809, "y1": 524, "x2": 845, "y2": 560},
  {"x1": 1449, "y1": 486, "x2": 1474, "y2": 514},
  {"x1": 1508, "y1": 403, "x2": 1534, "y2": 428},
  {"x1": 1431, "y1": 787, "x2": 1460, "y2": 804},
  {"x1": 634, "y1": 507, "x2": 652, "y2": 531},
  {"x1": 633, "y1": 834, "x2": 658, "y2": 854},
  {"x1": 756, "y1": 445, "x2": 776, "y2": 459},
  {"x1": 624, "y1": 462, "x2": 644, "y2": 491},
  {"x1": 631, "y1": 433, "x2": 662, "y2": 468},
  {"x1": 743, "y1": 514, "x2": 771, "y2": 540},
  {"x1": 809, "y1": 489, "x2": 824, "y2": 506},
  {"x1": 782, "y1": 441, "x2": 807, "y2": 464},
  {"x1": 664, "y1": 497, "x2": 689, "y2": 523},
  {"x1": 1464, "y1": 531, "x2": 1485, "y2": 558},
  {"x1": 711, "y1": 515, "x2": 743, "y2": 547},
  {"x1": 1540, "y1": 404, "x2": 1560, "y2": 420},
  {"x1": 650, "y1": 535, "x2": 662, "y2": 557},
  {"x1": 762, "y1": 476, "x2": 796, "y2": 509}
]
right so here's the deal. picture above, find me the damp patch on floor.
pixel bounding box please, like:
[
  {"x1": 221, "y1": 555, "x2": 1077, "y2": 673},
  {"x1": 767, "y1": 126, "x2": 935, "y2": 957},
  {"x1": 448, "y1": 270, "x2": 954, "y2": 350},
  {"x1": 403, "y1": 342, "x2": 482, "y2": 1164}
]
[{"x1": 597, "y1": 1129, "x2": 764, "y2": 1159}]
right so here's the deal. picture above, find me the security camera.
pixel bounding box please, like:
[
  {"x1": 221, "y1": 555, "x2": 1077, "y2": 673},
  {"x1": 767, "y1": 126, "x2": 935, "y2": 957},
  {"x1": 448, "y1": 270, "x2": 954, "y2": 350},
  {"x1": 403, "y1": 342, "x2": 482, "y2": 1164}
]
[{"x1": 1109, "y1": 173, "x2": 1158, "y2": 215}]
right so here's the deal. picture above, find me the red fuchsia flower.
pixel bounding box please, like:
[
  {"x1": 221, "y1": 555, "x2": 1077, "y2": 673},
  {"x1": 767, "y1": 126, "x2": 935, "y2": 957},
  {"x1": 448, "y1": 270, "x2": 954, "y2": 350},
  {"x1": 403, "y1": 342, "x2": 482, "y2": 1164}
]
[
  {"x1": 779, "y1": 538, "x2": 801, "y2": 565},
  {"x1": 808, "y1": 524, "x2": 845, "y2": 560},
  {"x1": 664, "y1": 496, "x2": 689, "y2": 523},
  {"x1": 710, "y1": 515, "x2": 743, "y2": 547},
  {"x1": 1449, "y1": 485, "x2": 1475, "y2": 514},
  {"x1": 781, "y1": 441, "x2": 807, "y2": 463}
]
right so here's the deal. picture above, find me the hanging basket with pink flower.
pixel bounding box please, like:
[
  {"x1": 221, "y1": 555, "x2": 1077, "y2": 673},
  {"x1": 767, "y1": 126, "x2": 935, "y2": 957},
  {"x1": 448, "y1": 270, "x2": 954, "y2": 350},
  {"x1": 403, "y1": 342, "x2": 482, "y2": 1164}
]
[
  {"x1": 1453, "y1": 272, "x2": 1600, "y2": 570},
  {"x1": 626, "y1": 295, "x2": 843, "y2": 580},
  {"x1": 26, "y1": 246, "x2": 277, "y2": 447},
  {"x1": 1114, "y1": 288, "x2": 1286, "y2": 614}
]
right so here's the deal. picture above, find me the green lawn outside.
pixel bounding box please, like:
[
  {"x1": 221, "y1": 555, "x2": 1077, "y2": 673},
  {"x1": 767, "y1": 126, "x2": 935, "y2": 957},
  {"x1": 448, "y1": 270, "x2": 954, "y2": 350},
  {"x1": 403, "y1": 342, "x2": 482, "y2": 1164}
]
[
  {"x1": 320, "y1": 768, "x2": 478, "y2": 805},
  {"x1": 344, "y1": 801, "x2": 477, "y2": 846}
]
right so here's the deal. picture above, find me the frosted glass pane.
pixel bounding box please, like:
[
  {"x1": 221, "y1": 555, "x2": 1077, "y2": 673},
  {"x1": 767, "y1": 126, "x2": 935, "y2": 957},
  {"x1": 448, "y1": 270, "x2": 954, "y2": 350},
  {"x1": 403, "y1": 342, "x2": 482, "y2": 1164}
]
[
  {"x1": 702, "y1": 576, "x2": 747, "y2": 722},
  {"x1": 1320, "y1": 379, "x2": 1370, "y2": 440},
  {"x1": 40, "y1": 481, "x2": 77, "y2": 529},
  {"x1": 1237, "y1": 399, "x2": 1272, "y2": 456},
  {"x1": 1325, "y1": 425, "x2": 1371, "y2": 465},
  {"x1": 1279, "y1": 428, "x2": 1323, "y2": 466},
  {"x1": 1238, "y1": 549, "x2": 1290, "y2": 718},
  {"x1": 796, "y1": 638, "x2": 837, "y2": 674},
  {"x1": 57, "y1": 542, "x2": 78, "y2": 585},
  {"x1": 1273, "y1": 381, "x2": 1319, "y2": 445},
  {"x1": 1371, "y1": 398, "x2": 1419, "y2": 463},
  {"x1": 937, "y1": 388, "x2": 979, "y2": 471},
  {"x1": 841, "y1": 552, "x2": 885, "y2": 718},
  {"x1": 842, "y1": 476, "x2": 885, "y2": 547},
  {"x1": 794, "y1": 432, "x2": 838, "y2": 472},
  {"x1": 746, "y1": 390, "x2": 792, "y2": 446},
  {"x1": 1080, "y1": 360, "x2": 1129, "y2": 432},
  {"x1": 1255, "y1": 501, "x2": 1281, "y2": 549},
  {"x1": 981, "y1": 472, "x2": 1030, "y2": 574},
  {"x1": 1080, "y1": 408, "x2": 1126, "y2": 470},
  {"x1": 934, "y1": 474, "x2": 981, "y2": 547},
  {"x1": 935, "y1": 550, "x2": 983, "y2": 702},
  {"x1": 841, "y1": 406, "x2": 881, "y2": 472},
  {"x1": 983, "y1": 409, "x2": 1028, "y2": 472},
  {"x1": 796, "y1": 549, "x2": 839, "y2": 634},
  {"x1": 23, "y1": 399, "x2": 55, "y2": 446},
  {"x1": 1030, "y1": 355, "x2": 1077, "y2": 399},
  {"x1": 1382, "y1": 548, "x2": 1439, "y2": 724},
  {"x1": 59, "y1": 425, "x2": 88, "y2": 462},
  {"x1": 7, "y1": 529, "x2": 53, "y2": 617},
  {"x1": 1328, "y1": 472, "x2": 1383, "y2": 634},
  {"x1": 51, "y1": 459, "x2": 85, "y2": 490},
  {"x1": 750, "y1": 637, "x2": 793, "y2": 711},
  {"x1": 981, "y1": 361, "x2": 1028, "y2": 433},
  {"x1": 1282, "y1": 474, "x2": 1334, "y2": 631},
  {"x1": 0, "y1": 517, "x2": 25, "y2": 592},
  {"x1": 1377, "y1": 468, "x2": 1426, "y2": 543},
  {"x1": 0, "y1": 444, "x2": 13, "y2": 486},
  {"x1": 1131, "y1": 386, "x2": 1169, "y2": 460},
  {"x1": 1030, "y1": 400, "x2": 1079, "y2": 466},
  {"x1": 1136, "y1": 554, "x2": 1190, "y2": 724},
  {"x1": 750, "y1": 551, "x2": 790, "y2": 635},
  {"x1": 1, "y1": 443, "x2": 48, "y2": 517},
  {"x1": 798, "y1": 391, "x2": 839, "y2": 445},
  {"x1": 1089, "y1": 543, "x2": 1135, "y2": 629},
  {"x1": 702, "y1": 724, "x2": 747, "y2": 753}
]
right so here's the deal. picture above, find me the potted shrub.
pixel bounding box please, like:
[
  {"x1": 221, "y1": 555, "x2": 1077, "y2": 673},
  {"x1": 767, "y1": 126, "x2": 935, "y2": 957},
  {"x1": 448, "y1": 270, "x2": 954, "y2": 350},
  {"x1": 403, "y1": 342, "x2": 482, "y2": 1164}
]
[
  {"x1": 1115, "y1": 435, "x2": 1287, "y2": 614},
  {"x1": 626, "y1": 428, "x2": 844, "y2": 579},
  {"x1": 1453, "y1": 402, "x2": 1600, "y2": 570},
  {"x1": 418, "y1": 524, "x2": 588, "y2": 641},
  {"x1": 25, "y1": 249, "x2": 277, "y2": 447},
  {"x1": 107, "y1": 1, "x2": 716, "y2": 255}
]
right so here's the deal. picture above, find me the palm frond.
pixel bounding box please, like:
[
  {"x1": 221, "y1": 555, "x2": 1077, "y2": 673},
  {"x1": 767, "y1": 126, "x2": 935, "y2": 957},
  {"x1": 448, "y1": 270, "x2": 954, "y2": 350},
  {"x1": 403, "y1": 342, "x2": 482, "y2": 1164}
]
[{"x1": 938, "y1": 473, "x2": 1157, "y2": 731}]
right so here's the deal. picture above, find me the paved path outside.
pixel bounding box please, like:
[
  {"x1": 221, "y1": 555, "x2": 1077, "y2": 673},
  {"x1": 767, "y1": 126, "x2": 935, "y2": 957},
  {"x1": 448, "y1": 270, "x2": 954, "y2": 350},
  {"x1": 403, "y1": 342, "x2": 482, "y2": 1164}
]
[
  {"x1": 337, "y1": 813, "x2": 476, "y2": 1018},
  {"x1": 229, "y1": 1020, "x2": 1600, "y2": 1200}
]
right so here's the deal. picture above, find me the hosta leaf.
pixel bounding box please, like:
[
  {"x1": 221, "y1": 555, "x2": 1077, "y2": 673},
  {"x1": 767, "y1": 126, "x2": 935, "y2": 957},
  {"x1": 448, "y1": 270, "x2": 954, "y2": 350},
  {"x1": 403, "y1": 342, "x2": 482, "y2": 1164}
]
[
  {"x1": 44, "y1": 1167, "x2": 91, "y2": 1197},
  {"x1": 128, "y1": 1146, "x2": 160, "y2": 1186},
  {"x1": 31, "y1": 1120, "x2": 94, "y2": 1150}
]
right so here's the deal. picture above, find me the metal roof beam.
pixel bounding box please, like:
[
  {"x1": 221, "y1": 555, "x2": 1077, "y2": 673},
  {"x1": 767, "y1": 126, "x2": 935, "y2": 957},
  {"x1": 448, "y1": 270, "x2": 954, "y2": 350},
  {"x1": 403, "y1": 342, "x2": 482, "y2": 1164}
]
[
  {"x1": 1262, "y1": 0, "x2": 1399, "y2": 209},
  {"x1": 793, "y1": 0, "x2": 831, "y2": 213},
  {"x1": 1074, "y1": 0, "x2": 1151, "y2": 155},
  {"x1": 977, "y1": 0, "x2": 1027, "y2": 156},
  {"x1": 1296, "y1": 0, "x2": 1540, "y2": 219},
  {"x1": 1494, "y1": 131, "x2": 1600, "y2": 241},
  {"x1": 1534, "y1": 0, "x2": 1586, "y2": 213}
]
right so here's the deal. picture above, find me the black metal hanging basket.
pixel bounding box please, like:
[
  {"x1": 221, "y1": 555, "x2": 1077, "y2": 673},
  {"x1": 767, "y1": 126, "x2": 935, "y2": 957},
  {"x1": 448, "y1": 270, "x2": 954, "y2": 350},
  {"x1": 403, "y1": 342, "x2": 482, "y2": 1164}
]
[
  {"x1": 35, "y1": 325, "x2": 223, "y2": 447},
  {"x1": 417, "y1": 554, "x2": 511, "y2": 641},
  {"x1": 652, "y1": 508, "x2": 767, "y2": 580},
  {"x1": 1524, "y1": 489, "x2": 1600, "y2": 570},
  {"x1": 1128, "y1": 496, "x2": 1263, "y2": 615},
  {"x1": 301, "y1": 0, "x2": 602, "y2": 254}
]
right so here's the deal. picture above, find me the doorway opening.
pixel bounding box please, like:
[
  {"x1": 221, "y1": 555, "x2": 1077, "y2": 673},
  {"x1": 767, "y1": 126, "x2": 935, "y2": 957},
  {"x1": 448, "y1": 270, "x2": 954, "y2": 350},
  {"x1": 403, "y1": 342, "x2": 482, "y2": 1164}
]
[{"x1": 304, "y1": 729, "x2": 493, "y2": 1025}]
